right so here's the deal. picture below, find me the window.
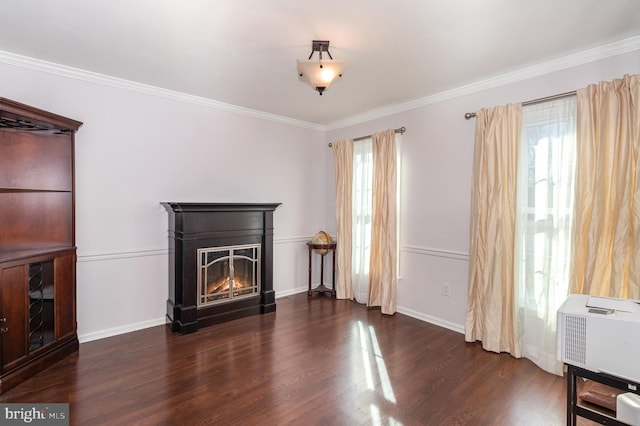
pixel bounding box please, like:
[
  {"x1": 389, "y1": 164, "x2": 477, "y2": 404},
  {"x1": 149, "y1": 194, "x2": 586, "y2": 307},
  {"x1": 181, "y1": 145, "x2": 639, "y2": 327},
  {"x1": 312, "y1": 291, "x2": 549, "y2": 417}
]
[
  {"x1": 514, "y1": 96, "x2": 577, "y2": 374},
  {"x1": 352, "y1": 138, "x2": 373, "y2": 303},
  {"x1": 351, "y1": 135, "x2": 401, "y2": 304}
]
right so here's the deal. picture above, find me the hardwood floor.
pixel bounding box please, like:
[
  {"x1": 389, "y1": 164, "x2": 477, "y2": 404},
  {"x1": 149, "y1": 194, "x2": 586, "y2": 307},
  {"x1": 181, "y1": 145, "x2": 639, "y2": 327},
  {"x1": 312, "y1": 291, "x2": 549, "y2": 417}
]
[{"x1": 0, "y1": 293, "x2": 572, "y2": 425}]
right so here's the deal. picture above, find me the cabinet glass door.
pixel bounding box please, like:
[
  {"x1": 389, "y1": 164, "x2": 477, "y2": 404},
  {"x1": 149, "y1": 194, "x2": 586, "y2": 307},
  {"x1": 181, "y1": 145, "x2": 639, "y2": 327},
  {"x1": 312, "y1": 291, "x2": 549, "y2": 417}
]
[{"x1": 28, "y1": 261, "x2": 55, "y2": 351}]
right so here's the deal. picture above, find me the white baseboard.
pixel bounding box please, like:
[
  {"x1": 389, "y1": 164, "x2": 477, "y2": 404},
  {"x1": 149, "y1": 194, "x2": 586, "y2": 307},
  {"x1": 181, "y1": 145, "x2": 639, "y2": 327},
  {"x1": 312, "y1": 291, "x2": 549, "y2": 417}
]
[
  {"x1": 276, "y1": 286, "x2": 309, "y2": 298},
  {"x1": 78, "y1": 289, "x2": 464, "y2": 343},
  {"x1": 397, "y1": 306, "x2": 464, "y2": 334},
  {"x1": 78, "y1": 317, "x2": 167, "y2": 343}
]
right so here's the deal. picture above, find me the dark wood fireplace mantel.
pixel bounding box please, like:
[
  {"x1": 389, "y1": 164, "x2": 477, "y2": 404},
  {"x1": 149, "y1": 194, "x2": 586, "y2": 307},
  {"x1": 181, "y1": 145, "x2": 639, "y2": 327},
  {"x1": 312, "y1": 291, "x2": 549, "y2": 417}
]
[{"x1": 161, "y1": 202, "x2": 281, "y2": 334}]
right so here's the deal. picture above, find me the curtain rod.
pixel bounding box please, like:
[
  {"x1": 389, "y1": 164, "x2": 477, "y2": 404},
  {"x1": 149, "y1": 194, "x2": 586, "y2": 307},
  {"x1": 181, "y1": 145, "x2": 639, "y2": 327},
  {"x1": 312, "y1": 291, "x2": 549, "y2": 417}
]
[
  {"x1": 464, "y1": 90, "x2": 577, "y2": 120},
  {"x1": 328, "y1": 126, "x2": 406, "y2": 147}
]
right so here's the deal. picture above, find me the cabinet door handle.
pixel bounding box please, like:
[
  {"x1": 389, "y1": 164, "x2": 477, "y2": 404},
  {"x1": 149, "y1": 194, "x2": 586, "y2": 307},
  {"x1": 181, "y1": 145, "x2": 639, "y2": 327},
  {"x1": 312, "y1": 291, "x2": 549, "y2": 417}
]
[
  {"x1": 0, "y1": 318, "x2": 6, "y2": 322},
  {"x1": 0, "y1": 327, "x2": 8, "y2": 333}
]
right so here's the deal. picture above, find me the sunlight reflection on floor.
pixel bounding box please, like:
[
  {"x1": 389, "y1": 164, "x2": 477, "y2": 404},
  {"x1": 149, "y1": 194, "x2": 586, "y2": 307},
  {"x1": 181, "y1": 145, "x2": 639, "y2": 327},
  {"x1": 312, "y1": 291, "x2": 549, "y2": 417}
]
[{"x1": 358, "y1": 320, "x2": 402, "y2": 425}]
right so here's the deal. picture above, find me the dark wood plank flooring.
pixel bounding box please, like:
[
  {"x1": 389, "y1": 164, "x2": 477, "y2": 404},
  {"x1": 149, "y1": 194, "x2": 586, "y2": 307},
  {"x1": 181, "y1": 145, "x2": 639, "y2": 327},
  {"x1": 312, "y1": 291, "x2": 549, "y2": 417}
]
[{"x1": 1, "y1": 293, "x2": 574, "y2": 425}]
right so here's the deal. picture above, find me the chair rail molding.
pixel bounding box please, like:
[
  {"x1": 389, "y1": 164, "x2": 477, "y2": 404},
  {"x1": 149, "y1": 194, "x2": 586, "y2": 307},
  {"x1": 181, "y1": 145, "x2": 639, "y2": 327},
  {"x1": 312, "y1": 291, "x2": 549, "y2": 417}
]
[{"x1": 401, "y1": 244, "x2": 469, "y2": 261}]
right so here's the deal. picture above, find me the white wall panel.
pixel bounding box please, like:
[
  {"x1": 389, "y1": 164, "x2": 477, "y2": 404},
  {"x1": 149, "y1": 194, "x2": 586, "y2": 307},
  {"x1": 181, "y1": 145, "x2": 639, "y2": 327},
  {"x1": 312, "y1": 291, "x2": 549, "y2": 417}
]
[
  {"x1": 273, "y1": 238, "x2": 313, "y2": 297},
  {"x1": 397, "y1": 249, "x2": 468, "y2": 333},
  {"x1": 76, "y1": 252, "x2": 168, "y2": 342},
  {"x1": 0, "y1": 62, "x2": 326, "y2": 340}
]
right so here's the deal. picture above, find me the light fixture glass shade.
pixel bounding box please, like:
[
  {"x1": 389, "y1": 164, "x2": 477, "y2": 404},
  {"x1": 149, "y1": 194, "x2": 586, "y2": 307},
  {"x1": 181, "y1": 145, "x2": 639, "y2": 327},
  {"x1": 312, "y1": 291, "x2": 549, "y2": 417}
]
[{"x1": 297, "y1": 60, "x2": 345, "y2": 94}]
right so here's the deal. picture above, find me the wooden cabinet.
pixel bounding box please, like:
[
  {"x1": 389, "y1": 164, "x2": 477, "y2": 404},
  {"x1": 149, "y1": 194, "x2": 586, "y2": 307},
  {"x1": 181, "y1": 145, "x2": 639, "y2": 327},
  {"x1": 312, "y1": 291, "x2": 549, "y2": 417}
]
[{"x1": 0, "y1": 98, "x2": 82, "y2": 394}]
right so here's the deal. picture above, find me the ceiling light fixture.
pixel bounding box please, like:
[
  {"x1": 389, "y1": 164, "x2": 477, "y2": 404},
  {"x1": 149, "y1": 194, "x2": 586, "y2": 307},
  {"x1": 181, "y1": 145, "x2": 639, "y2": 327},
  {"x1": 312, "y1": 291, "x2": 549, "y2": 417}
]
[{"x1": 297, "y1": 40, "x2": 344, "y2": 96}]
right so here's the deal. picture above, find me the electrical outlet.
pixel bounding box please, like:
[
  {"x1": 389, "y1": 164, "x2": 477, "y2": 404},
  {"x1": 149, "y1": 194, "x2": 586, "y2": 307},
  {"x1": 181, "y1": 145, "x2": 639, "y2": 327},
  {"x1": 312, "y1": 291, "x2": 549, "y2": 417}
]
[{"x1": 441, "y1": 282, "x2": 451, "y2": 297}]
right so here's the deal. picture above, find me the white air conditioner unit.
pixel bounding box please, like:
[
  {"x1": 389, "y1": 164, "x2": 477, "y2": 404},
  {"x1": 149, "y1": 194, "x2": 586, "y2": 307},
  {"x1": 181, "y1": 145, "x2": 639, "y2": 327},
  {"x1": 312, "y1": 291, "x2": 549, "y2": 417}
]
[{"x1": 557, "y1": 294, "x2": 640, "y2": 383}]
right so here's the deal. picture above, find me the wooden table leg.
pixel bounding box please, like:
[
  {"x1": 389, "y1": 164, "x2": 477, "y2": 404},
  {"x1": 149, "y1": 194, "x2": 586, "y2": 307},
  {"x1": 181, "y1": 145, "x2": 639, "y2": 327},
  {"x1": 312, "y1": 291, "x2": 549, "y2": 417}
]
[
  {"x1": 320, "y1": 253, "x2": 325, "y2": 292},
  {"x1": 331, "y1": 248, "x2": 336, "y2": 297},
  {"x1": 307, "y1": 245, "x2": 312, "y2": 298},
  {"x1": 567, "y1": 365, "x2": 576, "y2": 426}
]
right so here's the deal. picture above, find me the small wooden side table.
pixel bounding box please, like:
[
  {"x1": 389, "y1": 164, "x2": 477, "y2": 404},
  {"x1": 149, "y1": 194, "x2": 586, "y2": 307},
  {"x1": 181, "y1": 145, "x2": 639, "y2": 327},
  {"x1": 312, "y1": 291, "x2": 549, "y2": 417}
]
[{"x1": 307, "y1": 241, "x2": 337, "y2": 298}]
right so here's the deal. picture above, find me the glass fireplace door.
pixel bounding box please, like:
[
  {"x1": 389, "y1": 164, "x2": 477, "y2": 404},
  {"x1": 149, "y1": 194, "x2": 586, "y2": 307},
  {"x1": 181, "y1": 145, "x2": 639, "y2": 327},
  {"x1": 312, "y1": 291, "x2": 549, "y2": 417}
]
[{"x1": 197, "y1": 244, "x2": 261, "y2": 308}]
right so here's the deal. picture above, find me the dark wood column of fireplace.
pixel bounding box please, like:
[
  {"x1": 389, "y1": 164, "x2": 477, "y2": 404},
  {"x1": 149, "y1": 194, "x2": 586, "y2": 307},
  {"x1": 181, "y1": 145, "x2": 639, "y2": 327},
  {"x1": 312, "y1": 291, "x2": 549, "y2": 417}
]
[{"x1": 161, "y1": 202, "x2": 281, "y2": 334}]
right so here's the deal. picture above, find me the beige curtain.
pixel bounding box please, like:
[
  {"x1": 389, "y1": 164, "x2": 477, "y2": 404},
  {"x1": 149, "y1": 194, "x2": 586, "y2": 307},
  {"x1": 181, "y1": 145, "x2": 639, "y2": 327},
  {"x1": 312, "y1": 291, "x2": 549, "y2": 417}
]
[
  {"x1": 369, "y1": 129, "x2": 398, "y2": 315},
  {"x1": 332, "y1": 139, "x2": 354, "y2": 300},
  {"x1": 570, "y1": 74, "x2": 640, "y2": 299},
  {"x1": 465, "y1": 104, "x2": 522, "y2": 356}
]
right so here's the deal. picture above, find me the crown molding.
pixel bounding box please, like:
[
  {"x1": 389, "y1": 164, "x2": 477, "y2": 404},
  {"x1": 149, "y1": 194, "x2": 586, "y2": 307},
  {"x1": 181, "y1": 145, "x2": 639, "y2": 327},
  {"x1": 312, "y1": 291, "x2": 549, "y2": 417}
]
[
  {"x1": 0, "y1": 50, "x2": 326, "y2": 132},
  {"x1": 327, "y1": 35, "x2": 640, "y2": 131},
  {"x1": 1, "y1": 34, "x2": 638, "y2": 134}
]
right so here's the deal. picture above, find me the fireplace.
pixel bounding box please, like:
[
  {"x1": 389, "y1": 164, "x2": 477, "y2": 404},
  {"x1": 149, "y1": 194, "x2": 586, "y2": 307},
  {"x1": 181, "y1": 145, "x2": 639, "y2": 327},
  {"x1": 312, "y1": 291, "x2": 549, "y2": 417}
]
[{"x1": 161, "y1": 202, "x2": 281, "y2": 334}]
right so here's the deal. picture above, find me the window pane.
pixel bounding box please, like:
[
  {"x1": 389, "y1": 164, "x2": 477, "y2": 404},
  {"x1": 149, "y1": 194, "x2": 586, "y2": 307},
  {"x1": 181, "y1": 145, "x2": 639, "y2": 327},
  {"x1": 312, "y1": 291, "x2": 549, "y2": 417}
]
[
  {"x1": 514, "y1": 96, "x2": 576, "y2": 374},
  {"x1": 353, "y1": 138, "x2": 373, "y2": 275}
]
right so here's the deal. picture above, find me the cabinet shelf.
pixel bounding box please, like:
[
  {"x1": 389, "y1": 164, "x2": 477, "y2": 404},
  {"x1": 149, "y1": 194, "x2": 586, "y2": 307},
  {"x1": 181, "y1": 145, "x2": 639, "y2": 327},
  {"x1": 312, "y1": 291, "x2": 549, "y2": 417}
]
[
  {"x1": 568, "y1": 364, "x2": 640, "y2": 425},
  {"x1": 29, "y1": 289, "x2": 55, "y2": 301},
  {"x1": 0, "y1": 246, "x2": 75, "y2": 264},
  {"x1": 0, "y1": 188, "x2": 72, "y2": 193}
]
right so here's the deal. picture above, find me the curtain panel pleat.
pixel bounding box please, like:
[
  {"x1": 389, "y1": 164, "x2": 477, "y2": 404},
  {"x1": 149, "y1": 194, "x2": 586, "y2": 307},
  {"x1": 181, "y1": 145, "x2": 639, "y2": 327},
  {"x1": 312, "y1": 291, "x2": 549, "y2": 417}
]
[
  {"x1": 465, "y1": 104, "x2": 522, "y2": 356},
  {"x1": 571, "y1": 74, "x2": 640, "y2": 299},
  {"x1": 369, "y1": 129, "x2": 398, "y2": 315},
  {"x1": 332, "y1": 139, "x2": 354, "y2": 300}
]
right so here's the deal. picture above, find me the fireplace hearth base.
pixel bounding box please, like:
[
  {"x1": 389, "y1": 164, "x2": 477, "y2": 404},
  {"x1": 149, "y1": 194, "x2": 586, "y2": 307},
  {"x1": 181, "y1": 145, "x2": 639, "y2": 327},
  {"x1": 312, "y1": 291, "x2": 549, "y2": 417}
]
[{"x1": 161, "y1": 202, "x2": 281, "y2": 334}]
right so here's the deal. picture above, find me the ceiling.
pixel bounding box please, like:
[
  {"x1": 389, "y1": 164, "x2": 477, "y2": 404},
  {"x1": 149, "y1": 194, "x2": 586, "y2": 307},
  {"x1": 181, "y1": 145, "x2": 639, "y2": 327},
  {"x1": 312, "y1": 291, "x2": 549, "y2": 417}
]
[{"x1": 0, "y1": 1, "x2": 639, "y2": 126}]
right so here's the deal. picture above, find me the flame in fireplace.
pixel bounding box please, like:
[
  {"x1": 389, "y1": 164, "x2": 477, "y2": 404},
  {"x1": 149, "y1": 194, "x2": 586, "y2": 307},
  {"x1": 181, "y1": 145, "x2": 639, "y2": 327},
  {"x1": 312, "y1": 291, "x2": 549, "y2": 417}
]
[{"x1": 208, "y1": 277, "x2": 249, "y2": 295}]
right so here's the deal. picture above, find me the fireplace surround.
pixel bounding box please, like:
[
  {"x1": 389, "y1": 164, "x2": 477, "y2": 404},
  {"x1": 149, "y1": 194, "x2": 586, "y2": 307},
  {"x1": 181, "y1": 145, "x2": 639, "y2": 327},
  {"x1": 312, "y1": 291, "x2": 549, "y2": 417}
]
[{"x1": 161, "y1": 202, "x2": 281, "y2": 334}]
